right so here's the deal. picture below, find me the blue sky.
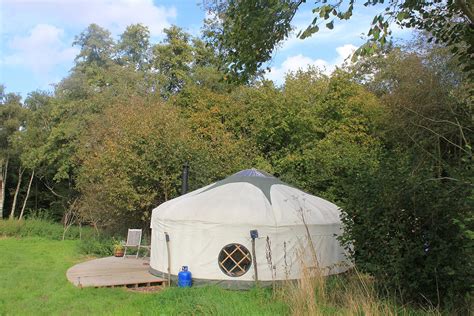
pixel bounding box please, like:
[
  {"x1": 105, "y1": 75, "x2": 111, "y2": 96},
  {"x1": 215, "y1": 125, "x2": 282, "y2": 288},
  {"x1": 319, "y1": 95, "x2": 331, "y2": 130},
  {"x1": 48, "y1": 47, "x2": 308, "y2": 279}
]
[{"x1": 0, "y1": 0, "x2": 412, "y2": 98}]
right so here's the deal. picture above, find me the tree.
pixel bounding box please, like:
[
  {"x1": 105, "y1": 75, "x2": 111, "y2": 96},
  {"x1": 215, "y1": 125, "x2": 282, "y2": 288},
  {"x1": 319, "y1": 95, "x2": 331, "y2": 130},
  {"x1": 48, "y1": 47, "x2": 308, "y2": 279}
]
[
  {"x1": 12, "y1": 91, "x2": 54, "y2": 219},
  {"x1": 9, "y1": 167, "x2": 24, "y2": 219},
  {"x1": 340, "y1": 40, "x2": 473, "y2": 308},
  {"x1": 76, "y1": 98, "x2": 253, "y2": 231},
  {"x1": 117, "y1": 24, "x2": 151, "y2": 71},
  {"x1": 152, "y1": 26, "x2": 194, "y2": 97},
  {"x1": 205, "y1": 0, "x2": 298, "y2": 81},
  {"x1": 275, "y1": 70, "x2": 383, "y2": 201},
  {"x1": 13, "y1": 87, "x2": 107, "y2": 220},
  {"x1": 351, "y1": 39, "x2": 472, "y2": 176},
  {"x1": 18, "y1": 169, "x2": 34, "y2": 220},
  {"x1": 204, "y1": 0, "x2": 474, "y2": 81},
  {"x1": 73, "y1": 24, "x2": 115, "y2": 68},
  {"x1": 340, "y1": 151, "x2": 472, "y2": 309},
  {"x1": 0, "y1": 86, "x2": 25, "y2": 219},
  {"x1": 176, "y1": 67, "x2": 384, "y2": 202}
]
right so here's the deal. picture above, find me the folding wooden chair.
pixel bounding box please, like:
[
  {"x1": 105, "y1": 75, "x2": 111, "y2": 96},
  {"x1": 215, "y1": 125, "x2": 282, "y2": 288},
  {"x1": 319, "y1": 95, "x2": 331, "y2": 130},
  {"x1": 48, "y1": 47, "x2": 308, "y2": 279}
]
[{"x1": 123, "y1": 229, "x2": 143, "y2": 259}]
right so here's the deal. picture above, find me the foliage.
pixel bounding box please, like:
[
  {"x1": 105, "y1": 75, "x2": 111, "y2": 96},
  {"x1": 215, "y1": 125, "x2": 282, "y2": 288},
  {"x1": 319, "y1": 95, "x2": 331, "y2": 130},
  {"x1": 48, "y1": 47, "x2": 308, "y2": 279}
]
[
  {"x1": 0, "y1": 86, "x2": 26, "y2": 219},
  {"x1": 0, "y1": 86, "x2": 25, "y2": 161},
  {"x1": 73, "y1": 23, "x2": 115, "y2": 68},
  {"x1": 0, "y1": 218, "x2": 116, "y2": 257},
  {"x1": 152, "y1": 26, "x2": 194, "y2": 96},
  {"x1": 339, "y1": 41, "x2": 473, "y2": 308},
  {"x1": 1, "y1": 23, "x2": 229, "y2": 223},
  {"x1": 204, "y1": 0, "x2": 474, "y2": 81},
  {"x1": 0, "y1": 20, "x2": 471, "y2": 311},
  {"x1": 112, "y1": 238, "x2": 124, "y2": 251},
  {"x1": 117, "y1": 23, "x2": 151, "y2": 70},
  {"x1": 279, "y1": 265, "x2": 439, "y2": 315},
  {"x1": 176, "y1": 69, "x2": 384, "y2": 204},
  {"x1": 77, "y1": 235, "x2": 115, "y2": 257},
  {"x1": 263, "y1": 70, "x2": 383, "y2": 203},
  {"x1": 339, "y1": 154, "x2": 472, "y2": 309},
  {"x1": 75, "y1": 98, "x2": 253, "y2": 231},
  {"x1": 152, "y1": 26, "x2": 224, "y2": 97},
  {"x1": 0, "y1": 218, "x2": 93, "y2": 240},
  {"x1": 204, "y1": 0, "x2": 299, "y2": 82}
]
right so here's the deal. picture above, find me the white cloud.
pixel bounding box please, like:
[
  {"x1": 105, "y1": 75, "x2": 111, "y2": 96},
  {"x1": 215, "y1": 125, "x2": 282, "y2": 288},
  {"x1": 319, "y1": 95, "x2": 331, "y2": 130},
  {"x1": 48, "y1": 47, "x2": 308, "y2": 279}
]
[
  {"x1": 266, "y1": 44, "x2": 357, "y2": 84},
  {"x1": 278, "y1": 5, "x2": 413, "y2": 53},
  {"x1": 0, "y1": 0, "x2": 177, "y2": 92},
  {"x1": 335, "y1": 44, "x2": 357, "y2": 65},
  {"x1": 278, "y1": 11, "x2": 369, "y2": 52},
  {"x1": 2, "y1": 0, "x2": 177, "y2": 37},
  {"x1": 265, "y1": 54, "x2": 328, "y2": 83},
  {"x1": 3, "y1": 24, "x2": 78, "y2": 75}
]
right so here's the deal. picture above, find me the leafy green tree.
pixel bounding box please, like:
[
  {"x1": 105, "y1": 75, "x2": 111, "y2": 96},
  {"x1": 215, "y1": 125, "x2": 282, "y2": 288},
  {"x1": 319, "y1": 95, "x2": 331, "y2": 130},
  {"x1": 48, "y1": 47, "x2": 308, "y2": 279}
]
[
  {"x1": 204, "y1": 0, "x2": 474, "y2": 81},
  {"x1": 76, "y1": 98, "x2": 253, "y2": 231},
  {"x1": 0, "y1": 86, "x2": 26, "y2": 219},
  {"x1": 73, "y1": 24, "x2": 115, "y2": 68},
  {"x1": 151, "y1": 25, "x2": 229, "y2": 97},
  {"x1": 72, "y1": 24, "x2": 116, "y2": 89},
  {"x1": 340, "y1": 152, "x2": 472, "y2": 309},
  {"x1": 117, "y1": 24, "x2": 151, "y2": 71},
  {"x1": 152, "y1": 26, "x2": 194, "y2": 97},
  {"x1": 203, "y1": 1, "x2": 298, "y2": 82},
  {"x1": 340, "y1": 40, "x2": 473, "y2": 308},
  {"x1": 176, "y1": 68, "x2": 384, "y2": 203},
  {"x1": 12, "y1": 91, "x2": 61, "y2": 219},
  {"x1": 352, "y1": 39, "x2": 472, "y2": 179},
  {"x1": 274, "y1": 70, "x2": 383, "y2": 201}
]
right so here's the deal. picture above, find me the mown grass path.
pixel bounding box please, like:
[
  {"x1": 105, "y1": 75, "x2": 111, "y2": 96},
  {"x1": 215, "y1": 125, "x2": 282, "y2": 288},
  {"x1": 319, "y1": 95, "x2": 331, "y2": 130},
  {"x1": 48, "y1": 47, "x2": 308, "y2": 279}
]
[{"x1": 0, "y1": 238, "x2": 288, "y2": 315}]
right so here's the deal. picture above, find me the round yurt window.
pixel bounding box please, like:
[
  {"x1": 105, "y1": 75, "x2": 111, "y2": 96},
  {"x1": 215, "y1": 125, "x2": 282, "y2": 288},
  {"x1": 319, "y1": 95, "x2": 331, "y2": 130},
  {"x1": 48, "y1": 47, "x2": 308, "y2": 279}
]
[{"x1": 218, "y1": 243, "x2": 252, "y2": 277}]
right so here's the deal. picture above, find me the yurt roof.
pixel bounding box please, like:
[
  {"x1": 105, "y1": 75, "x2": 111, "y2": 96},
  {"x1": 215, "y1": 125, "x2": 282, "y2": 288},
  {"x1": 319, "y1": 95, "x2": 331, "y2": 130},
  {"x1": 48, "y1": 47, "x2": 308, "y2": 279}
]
[
  {"x1": 201, "y1": 168, "x2": 288, "y2": 204},
  {"x1": 151, "y1": 168, "x2": 341, "y2": 227}
]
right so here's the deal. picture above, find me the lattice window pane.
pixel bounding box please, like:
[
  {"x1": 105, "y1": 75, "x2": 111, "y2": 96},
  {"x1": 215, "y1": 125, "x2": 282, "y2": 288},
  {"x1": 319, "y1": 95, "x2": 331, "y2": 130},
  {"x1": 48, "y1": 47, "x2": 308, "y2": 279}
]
[{"x1": 218, "y1": 243, "x2": 252, "y2": 277}]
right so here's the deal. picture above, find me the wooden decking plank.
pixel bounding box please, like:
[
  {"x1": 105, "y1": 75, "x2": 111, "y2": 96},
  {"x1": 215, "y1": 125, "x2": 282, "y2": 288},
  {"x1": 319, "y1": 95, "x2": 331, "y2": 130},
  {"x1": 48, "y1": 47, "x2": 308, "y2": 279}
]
[{"x1": 66, "y1": 256, "x2": 165, "y2": 288}]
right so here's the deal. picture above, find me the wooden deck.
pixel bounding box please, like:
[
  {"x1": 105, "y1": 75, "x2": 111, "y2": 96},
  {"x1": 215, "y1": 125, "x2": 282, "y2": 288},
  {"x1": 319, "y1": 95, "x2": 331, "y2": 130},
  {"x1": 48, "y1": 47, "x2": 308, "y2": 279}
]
[{"x1": 66, "y1": 256, "x2": 166, "y2": 288}]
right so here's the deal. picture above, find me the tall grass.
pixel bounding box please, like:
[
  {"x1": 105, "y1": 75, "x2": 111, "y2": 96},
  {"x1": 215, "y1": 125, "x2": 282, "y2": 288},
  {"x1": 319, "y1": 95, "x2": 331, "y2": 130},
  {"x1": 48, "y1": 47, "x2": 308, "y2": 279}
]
[
  {"x1": 276, "y1": 259, "x2": 441, "y2": 315},
  {"x1": 0, "y1": 218, "x2": 116, "y2": 256},
  {"x1": 0, "y1": 218, "x2": 94, "y2": 240},
  {"x1": 277, "y1": 269, "x2": 435, "y2": 315},
  {"x1": 274, "y1": 205, "x2": 443, "y2": 315}
]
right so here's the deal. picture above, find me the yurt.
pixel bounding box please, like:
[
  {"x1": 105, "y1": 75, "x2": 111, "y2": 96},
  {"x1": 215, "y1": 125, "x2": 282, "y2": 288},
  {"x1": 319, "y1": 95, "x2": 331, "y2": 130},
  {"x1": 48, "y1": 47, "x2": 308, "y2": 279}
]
[{"x1": 149, "y1": 169, "x2": 350, "y2": 288}]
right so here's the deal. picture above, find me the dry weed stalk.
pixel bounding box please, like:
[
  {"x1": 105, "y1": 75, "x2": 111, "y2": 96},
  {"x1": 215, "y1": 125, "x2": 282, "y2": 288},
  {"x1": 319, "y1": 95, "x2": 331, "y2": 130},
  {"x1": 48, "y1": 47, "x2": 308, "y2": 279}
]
[
  {"x1": 265, "y1": 236, "x2": 277, "y2": 294},
  {"x1": 275, "y1": 196, "x2": 439, "y2": 315}
]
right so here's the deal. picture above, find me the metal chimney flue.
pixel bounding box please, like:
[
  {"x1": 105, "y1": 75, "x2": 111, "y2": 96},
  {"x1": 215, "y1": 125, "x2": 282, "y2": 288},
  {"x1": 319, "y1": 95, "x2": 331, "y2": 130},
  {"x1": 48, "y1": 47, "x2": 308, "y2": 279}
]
[{"x1": 181, "y1": 162, "x2": 189, "y2": 195}]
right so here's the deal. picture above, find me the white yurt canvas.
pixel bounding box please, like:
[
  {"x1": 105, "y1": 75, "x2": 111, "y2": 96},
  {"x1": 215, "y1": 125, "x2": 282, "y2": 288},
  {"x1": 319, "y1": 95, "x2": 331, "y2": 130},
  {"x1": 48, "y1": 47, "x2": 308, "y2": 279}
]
[{"x1": 149, "y1": 169, "x2": 350, "y2": 288}]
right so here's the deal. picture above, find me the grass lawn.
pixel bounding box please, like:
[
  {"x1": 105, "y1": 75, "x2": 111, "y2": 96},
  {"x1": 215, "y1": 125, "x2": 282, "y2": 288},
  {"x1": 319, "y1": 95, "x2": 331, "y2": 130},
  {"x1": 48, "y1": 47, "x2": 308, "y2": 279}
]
[{"x1": 0, "y1": 238, "x2": 288, "y2": 315}]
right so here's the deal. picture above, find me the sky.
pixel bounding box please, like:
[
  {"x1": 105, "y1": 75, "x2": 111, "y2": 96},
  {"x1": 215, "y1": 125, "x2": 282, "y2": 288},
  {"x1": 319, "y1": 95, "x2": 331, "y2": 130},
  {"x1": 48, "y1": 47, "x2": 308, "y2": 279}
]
[{"x1": 0, "y1": 0, "x2": 413, "y2": 98}]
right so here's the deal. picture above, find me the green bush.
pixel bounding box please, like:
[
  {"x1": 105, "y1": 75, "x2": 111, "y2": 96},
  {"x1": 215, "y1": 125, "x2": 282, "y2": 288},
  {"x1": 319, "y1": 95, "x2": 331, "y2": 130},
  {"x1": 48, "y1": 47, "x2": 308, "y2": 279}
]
[
  {"x1": 76, "y1": 236, "x2": 114, "y2": 256},
  {"x1": 0, "y1": 218, "x2": 131, "y2": 257},
  {"x1": 0, "y1": 218, "x2": 94, "y2": 240},
  {"x1": 339, "y1": 153, "x2": 473, "y2": 310}
]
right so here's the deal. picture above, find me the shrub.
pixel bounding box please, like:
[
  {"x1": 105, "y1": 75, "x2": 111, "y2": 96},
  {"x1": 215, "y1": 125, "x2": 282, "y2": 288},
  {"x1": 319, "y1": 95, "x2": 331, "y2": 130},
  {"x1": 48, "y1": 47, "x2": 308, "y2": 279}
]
[
  {"x1": 0, "y1": 218, "x2": 118, "y2": 257},
  {"x1": 0, "y1": 218, "x2": 93, "y2": 240},
  {"x1": 77, "y1": 236, "x2": 114, "y2": 256},
  {"x1": 339, "y1": 153, "x2": 473, "y2": 310},
  {"x1": 276, "y1": 255, "x2": 436, "y2": 315}
]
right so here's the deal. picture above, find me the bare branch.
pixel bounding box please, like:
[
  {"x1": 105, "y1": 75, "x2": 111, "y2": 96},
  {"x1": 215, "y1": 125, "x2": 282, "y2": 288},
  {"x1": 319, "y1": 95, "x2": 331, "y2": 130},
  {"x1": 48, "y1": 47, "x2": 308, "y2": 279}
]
[
  {"x1": 40, "y1": 177, "x2": 67, "y2": 199},
  {"x1": 411, "y1": 122, "x2": 470, "y2": 154}
]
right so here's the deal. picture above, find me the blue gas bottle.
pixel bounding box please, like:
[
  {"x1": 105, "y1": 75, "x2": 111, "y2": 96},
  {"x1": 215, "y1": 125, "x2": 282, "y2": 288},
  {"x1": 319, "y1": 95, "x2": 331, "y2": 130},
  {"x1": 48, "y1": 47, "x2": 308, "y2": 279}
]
[{"x1": 178, "y1": 266, "x2": 192, "y2": 287}]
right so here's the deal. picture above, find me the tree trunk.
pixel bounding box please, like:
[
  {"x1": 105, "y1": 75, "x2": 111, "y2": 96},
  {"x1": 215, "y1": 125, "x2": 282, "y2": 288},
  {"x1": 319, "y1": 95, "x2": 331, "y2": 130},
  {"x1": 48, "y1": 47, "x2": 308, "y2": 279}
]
[
  {"x1": 0, "y1": 157, "x2": 9, "y2": 219},
  {"x1": 9, "y1": 167, "x2": 24, "y2": 220},
  {"x1": 19, "y1": 169, "x2": 35, "y2": 220}
]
